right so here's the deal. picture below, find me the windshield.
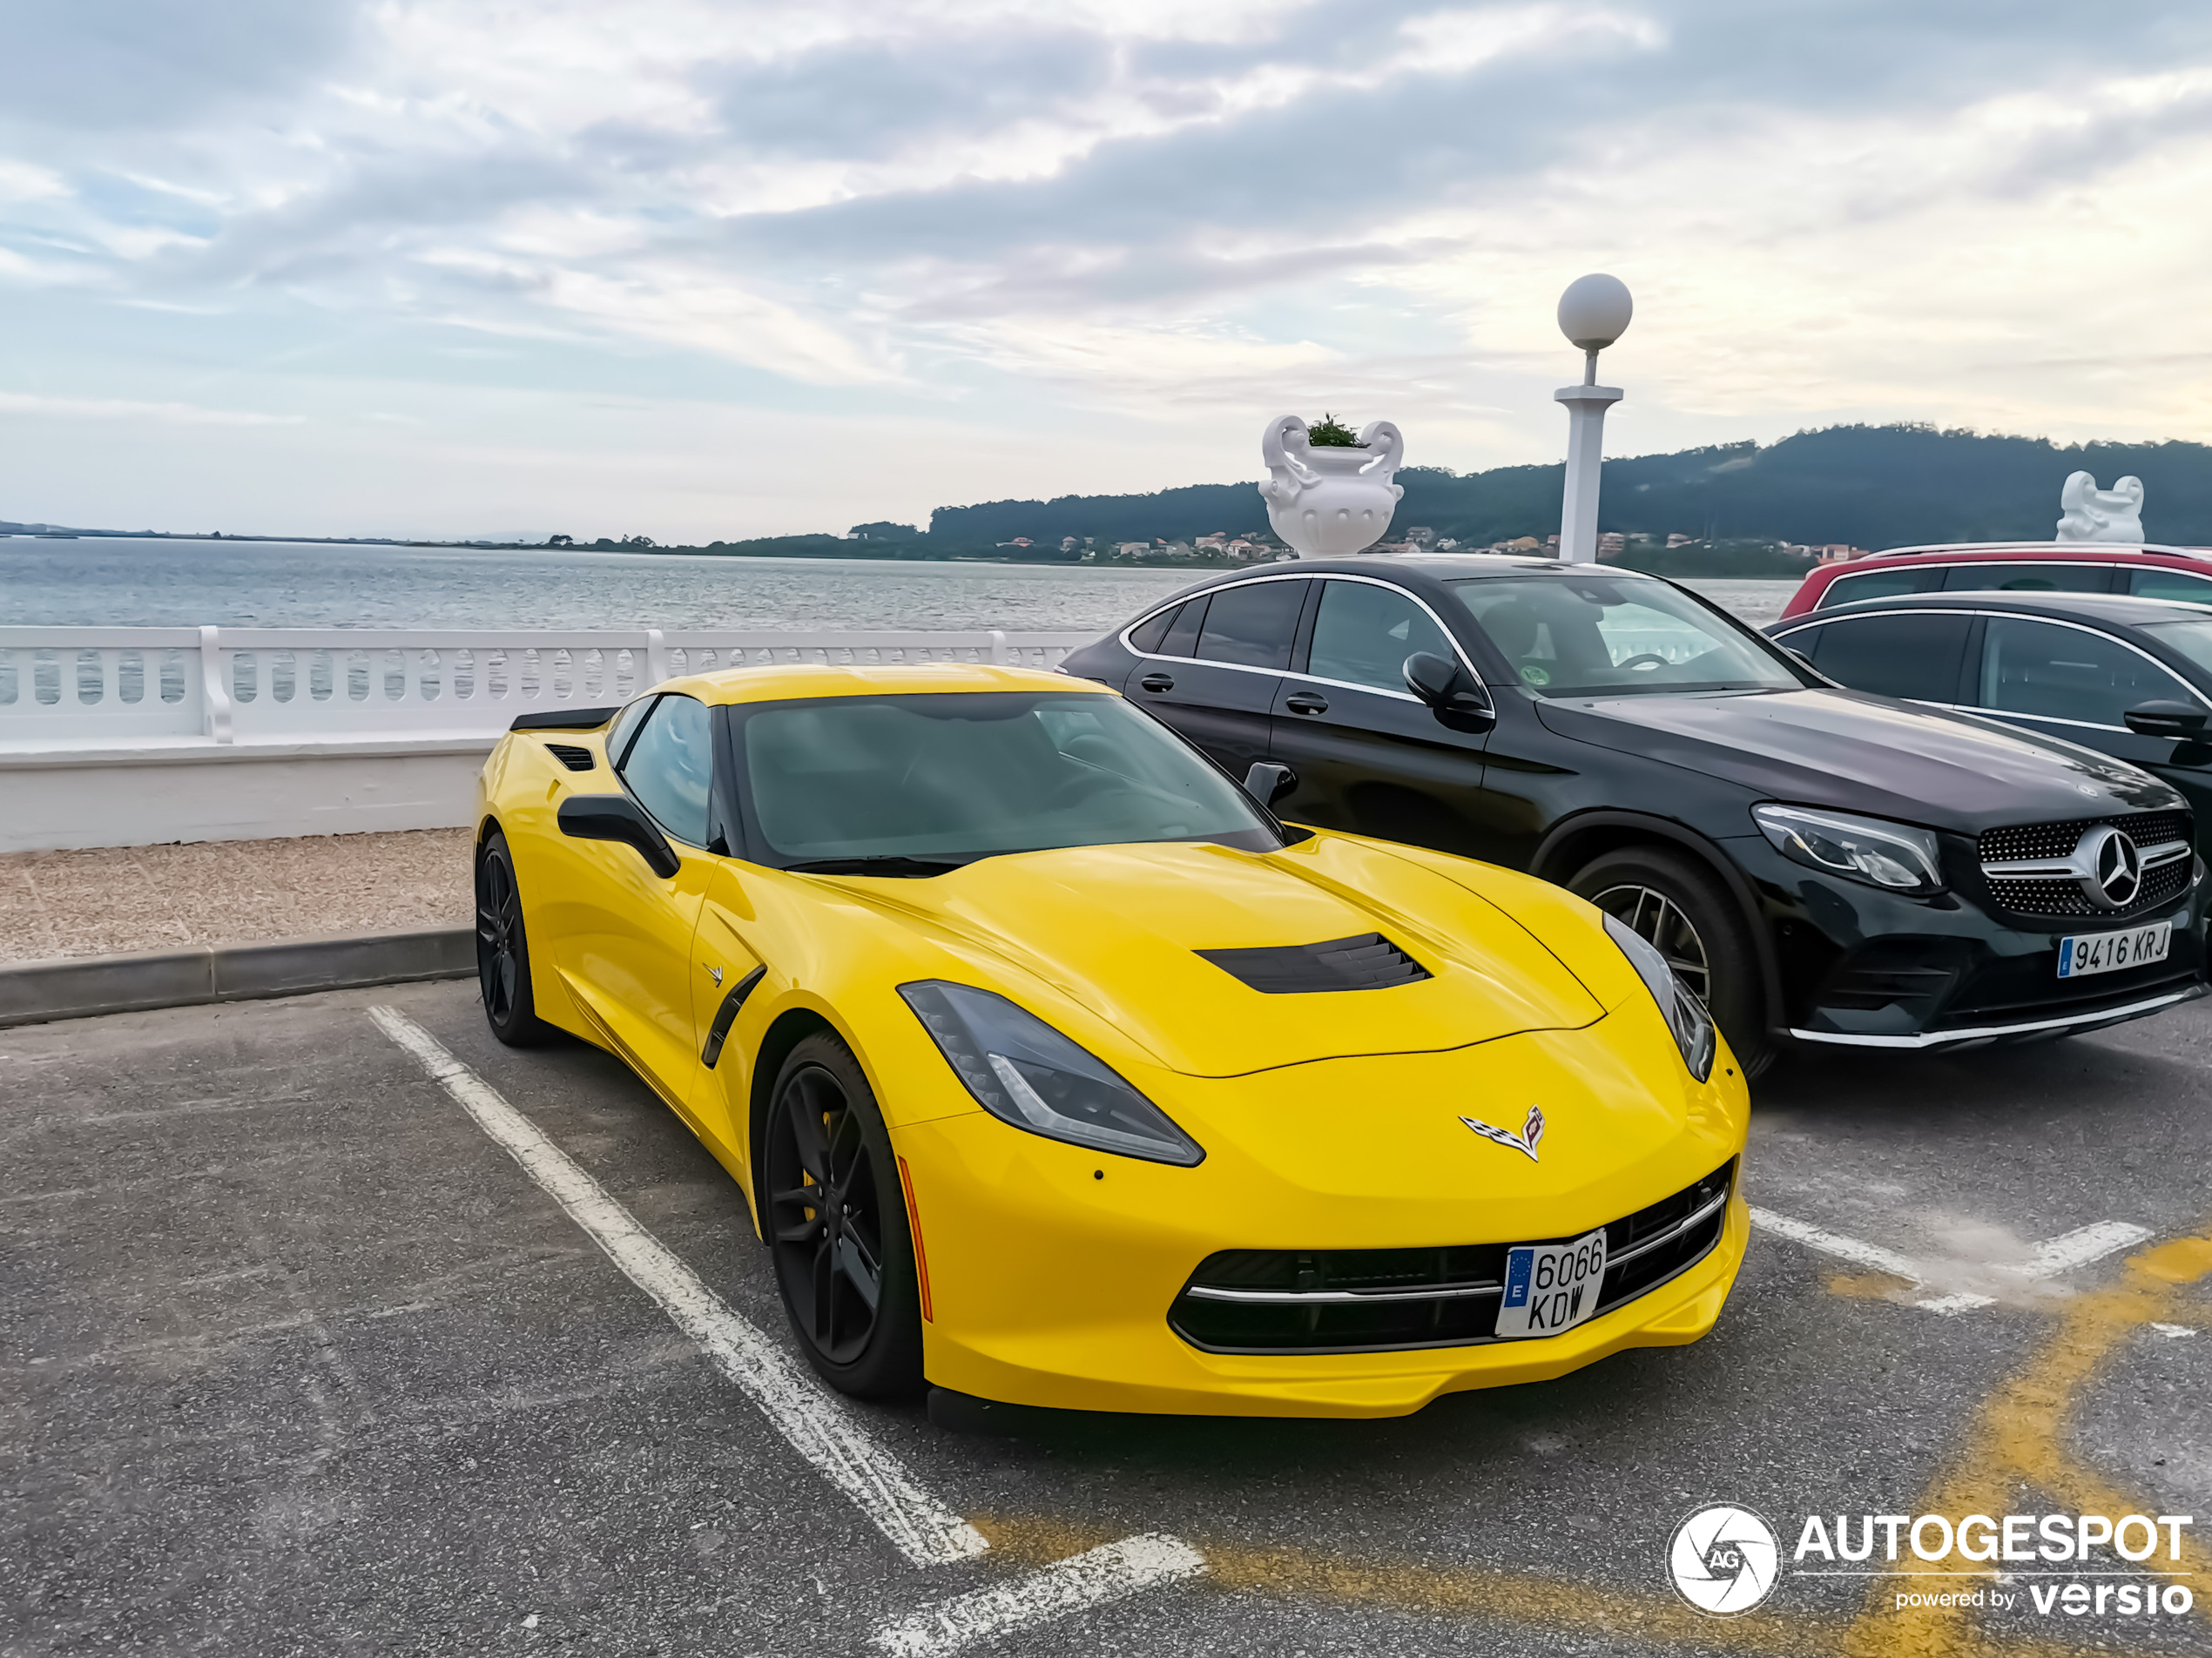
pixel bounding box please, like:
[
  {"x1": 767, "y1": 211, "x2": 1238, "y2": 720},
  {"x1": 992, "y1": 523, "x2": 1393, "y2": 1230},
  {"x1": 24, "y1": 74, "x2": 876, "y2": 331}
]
[
  {"x1": 1447, "y1": 575, "x2": 1804, "y2": 698},
  {"x1": 738, "y1": 691, "x2": 1280, "y2": 866},
  {"x1": 2139, "y1": 618, "x2": 2212, "y2": 682}
]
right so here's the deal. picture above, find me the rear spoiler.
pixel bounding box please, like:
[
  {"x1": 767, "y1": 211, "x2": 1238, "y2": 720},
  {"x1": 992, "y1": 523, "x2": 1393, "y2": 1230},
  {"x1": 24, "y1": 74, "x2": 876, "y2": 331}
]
[{"x1": 509, "y1": 706, "x2": 620, "y2": 732}]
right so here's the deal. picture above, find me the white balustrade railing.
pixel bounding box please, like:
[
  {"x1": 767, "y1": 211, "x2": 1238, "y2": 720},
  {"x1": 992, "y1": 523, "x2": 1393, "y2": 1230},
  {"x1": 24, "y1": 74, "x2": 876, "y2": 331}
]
[{"x1": 0, "y1": 626, "x2": 1098, "y2": 746}]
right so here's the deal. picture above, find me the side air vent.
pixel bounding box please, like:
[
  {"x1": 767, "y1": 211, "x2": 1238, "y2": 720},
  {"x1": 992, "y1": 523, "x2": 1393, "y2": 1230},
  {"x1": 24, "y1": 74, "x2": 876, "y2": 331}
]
[
  {"x1": 545, "y1": 744, "x2": 596, "y2": 772},
  {"x1": 1197, "y1": 932, "x2": 1429, "y2": 994}
]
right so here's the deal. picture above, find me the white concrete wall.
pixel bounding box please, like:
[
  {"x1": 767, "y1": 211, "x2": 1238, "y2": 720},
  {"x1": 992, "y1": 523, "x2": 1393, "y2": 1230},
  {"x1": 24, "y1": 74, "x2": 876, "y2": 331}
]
[
  {"x1": 0, "y1": 626, "x2": 1098, "y2": 851},
  {"x1": 3, "y1": 738, "x2": 497, "y2": 852}
]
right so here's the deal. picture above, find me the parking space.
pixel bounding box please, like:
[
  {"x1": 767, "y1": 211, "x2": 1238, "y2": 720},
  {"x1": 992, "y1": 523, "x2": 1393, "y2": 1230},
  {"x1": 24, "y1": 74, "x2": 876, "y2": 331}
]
[{"x1": 5, "y1": 981, "x2": 2209, "y2": 1656}]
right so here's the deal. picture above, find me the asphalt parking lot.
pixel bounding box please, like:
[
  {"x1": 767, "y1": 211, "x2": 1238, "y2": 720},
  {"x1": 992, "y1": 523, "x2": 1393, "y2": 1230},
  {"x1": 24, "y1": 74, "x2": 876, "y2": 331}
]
[{"x1": 5, "y1": 981, "x2": 2209, "y2": 1657}]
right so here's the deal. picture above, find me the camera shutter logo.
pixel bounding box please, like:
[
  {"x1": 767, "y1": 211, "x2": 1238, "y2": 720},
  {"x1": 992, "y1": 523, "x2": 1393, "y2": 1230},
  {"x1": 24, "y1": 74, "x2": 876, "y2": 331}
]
[{"x1": 1669, "y1": 1505, "x2": 1779, "y2": 1616}]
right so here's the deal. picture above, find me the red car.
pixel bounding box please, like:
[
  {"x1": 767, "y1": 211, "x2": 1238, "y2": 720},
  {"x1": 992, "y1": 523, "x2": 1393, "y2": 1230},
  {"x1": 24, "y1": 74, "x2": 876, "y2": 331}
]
[{"x1": 1778, "y1": 542, "x2": 2212, "y2": 621}]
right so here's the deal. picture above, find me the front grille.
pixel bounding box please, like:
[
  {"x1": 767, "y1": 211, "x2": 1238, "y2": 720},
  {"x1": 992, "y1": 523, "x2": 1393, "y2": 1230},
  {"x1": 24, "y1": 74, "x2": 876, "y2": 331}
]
[
  {"x1": 1978, "y1": 811, "x2": 2194, "y2": 919},
  {"x1": 544, "y1": 743, "x2": 596, "y2": 772},
  {"x1": 1196, "y1": 933, "x2": 1429, "y2": 994},
  {"x1": 1169, "y1": 1160, "x2": 1735, "y2": 1354},
  {"x1": 1979, "y1": 812, "x2": 2189, "y2": 864}
]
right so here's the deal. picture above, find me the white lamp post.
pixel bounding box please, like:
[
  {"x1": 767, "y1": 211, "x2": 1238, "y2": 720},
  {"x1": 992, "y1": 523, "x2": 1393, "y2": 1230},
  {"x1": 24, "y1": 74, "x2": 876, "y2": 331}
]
[{"x1": 1554, "y1": 273, "x2": 1632, "y2": 564}]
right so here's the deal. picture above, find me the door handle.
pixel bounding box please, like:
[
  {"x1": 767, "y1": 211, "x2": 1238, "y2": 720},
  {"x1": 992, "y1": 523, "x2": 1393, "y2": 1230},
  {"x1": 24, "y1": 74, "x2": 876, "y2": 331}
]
[
  {"x1": 1285, "y1": 692, "x2": 1329, "y2": 715},
  {"x1": 1139, "y1": 673, "x2": 1175, "y2": 693}
]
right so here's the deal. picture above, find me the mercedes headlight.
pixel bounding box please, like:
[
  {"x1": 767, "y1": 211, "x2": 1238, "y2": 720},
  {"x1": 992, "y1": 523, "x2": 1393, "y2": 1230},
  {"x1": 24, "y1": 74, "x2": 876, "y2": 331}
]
[
  {"x1": 899, "y1": 981, "x2": 1204, "y2": 1166},
  {"x1": 1752, "y1": 803, "x2": 1944, "y2": 894},
  {"x1": 1602, "y1": 913, "x2": 1717, "y2": 1082}
]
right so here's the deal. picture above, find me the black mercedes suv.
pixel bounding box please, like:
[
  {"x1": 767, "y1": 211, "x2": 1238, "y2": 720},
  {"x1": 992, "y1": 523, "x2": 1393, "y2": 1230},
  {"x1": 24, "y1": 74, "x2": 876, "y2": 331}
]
[{"x1": 1059, "y1": 556, "x2": 2209, "y2": 1074}]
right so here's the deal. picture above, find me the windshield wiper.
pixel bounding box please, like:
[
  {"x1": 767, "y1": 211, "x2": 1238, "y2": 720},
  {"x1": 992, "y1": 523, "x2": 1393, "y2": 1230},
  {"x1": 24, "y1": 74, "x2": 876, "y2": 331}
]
[{"x1": 781, "y1": 855, "x2": 974, "y2": 878}]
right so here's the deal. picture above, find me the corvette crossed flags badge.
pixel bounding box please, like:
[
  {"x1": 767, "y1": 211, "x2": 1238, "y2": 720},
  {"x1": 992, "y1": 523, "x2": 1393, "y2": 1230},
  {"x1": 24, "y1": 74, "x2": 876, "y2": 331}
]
[{"x1": 1460, "y1": 1104, "x2": 1546, "y2": 1163}]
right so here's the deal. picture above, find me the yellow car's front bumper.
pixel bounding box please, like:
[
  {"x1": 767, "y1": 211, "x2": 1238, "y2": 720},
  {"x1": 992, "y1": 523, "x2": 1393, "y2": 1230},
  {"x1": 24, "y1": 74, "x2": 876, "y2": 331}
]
[{"x1": 895, "y1": 1035, "x2": 1750, "y2": 1419}]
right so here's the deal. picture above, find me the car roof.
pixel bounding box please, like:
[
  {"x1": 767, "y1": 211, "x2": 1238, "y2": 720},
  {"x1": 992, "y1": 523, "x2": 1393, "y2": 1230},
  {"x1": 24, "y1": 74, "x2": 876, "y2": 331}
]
[
  {"x1": 1776, "y1": 589, "x2": 2212, "y2": 631},
  {"x1": 1211, "y1": 554, "x2": 1663, "y2": 582},
  {"x1": 664, "y1": 662, "x2": 1097, "y2": 707},
  {"x1": 1845, "y1": 542, "x2": 2212, "y2": 563}
]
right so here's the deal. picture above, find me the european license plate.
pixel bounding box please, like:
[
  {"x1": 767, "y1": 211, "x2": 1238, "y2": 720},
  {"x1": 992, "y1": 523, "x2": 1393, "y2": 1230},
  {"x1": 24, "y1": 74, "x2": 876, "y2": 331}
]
[
  {"x1": 2056, "y1": 923, "x2": 2171, "y2": 980},
  {"x1": 1495, "y1": 1228, "x2": 1608, "y2": 1338}
]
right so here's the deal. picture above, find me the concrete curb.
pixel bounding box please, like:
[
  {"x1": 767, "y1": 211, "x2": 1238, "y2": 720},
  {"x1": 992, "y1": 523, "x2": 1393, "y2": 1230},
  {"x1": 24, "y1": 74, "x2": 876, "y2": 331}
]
[{"x1": 0, "y1": 927, "x2": 475, "y2": 1028}]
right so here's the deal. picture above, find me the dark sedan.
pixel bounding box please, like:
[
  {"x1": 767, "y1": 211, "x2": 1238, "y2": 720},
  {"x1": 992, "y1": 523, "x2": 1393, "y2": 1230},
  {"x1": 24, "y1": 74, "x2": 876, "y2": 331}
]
[
  {"x1": 1770, "y1": 590, "x2": 2212, "y2": 853},
  {"x1": 1059, "y1": 557, "x2": 2209, "y2": 1074}
]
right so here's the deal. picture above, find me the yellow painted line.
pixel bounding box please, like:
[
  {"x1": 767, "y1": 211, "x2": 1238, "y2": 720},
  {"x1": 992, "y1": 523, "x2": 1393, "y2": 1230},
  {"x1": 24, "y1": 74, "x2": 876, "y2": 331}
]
[
  {"x1": 973, "y1": 1514, "x2": 2191, "y2": 1658},
  {"x1": 1840, "y1": 1230, "x2": 2212, "y2": 1657}
]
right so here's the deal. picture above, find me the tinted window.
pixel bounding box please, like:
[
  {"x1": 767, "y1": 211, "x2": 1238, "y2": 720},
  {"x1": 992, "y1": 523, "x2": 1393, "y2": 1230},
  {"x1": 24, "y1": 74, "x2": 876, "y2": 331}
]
[
  {"x1": 1977, "y1": 618, "x2": 2198, "y2": 729},
  {"x1": 1818, "y1": 568, "x2": 1944, "y2": 609},
  {"x1": 1127, "y1": 606, "x2": 1177, "y2": 654},
  {"x1": 619, "y1": 692, "x2": 715, "y2": 845},
  {"x1": 605, "y1": 697, "x2": 654, "y2": 765},
  {"x1": 1450, "y1": 575, "x2": 1798, "y2": 697},
  {"x1": 1943, "y1": 562, "x2": 2113, "y2": 594},
  {"x1": 741, "y1": 692, "x2": 1274, "y2": 860},
  {"x1": 2128, "y1": 568, "x2": 2212, "y2": 605},
  {"x1": 1196, "y1": 580, "x2": 1305, "y2": 669},
  {"x1": 2141, "y1": 618, "x2": 2212, "y2": 677},
  {"x1": 1306, "y1": 580, "x2": 1453, "y2": 692},
  {"x1": 1158, "y1": 599, "x2": 1204, "y2": 658},
  {"x1": 1791, "y1": 614, "x2": 1970, "y2": 703}
]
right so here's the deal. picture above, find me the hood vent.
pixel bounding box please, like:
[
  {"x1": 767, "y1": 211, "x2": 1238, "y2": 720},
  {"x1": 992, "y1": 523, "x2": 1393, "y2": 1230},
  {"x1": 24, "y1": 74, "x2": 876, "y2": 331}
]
[
  {"x1": 1197, "y1": 933, "x2": 1429, "y2": 994},
  {"x1": 545, "y1": 743, "x2": 597, "y2": 772}
]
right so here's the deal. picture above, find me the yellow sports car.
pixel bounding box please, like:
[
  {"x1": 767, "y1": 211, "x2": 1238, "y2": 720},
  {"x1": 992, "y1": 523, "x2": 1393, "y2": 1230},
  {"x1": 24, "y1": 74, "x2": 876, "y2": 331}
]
[{"x1": 474, "y1": 663, "x2": 1749, "y2": 1418}]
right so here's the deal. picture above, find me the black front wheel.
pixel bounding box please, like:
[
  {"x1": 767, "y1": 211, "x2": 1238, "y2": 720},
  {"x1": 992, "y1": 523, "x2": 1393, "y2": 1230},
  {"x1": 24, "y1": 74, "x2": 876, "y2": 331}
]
[
  {"x1": 475, "y1": 830, "x2": 559, "y2": 1048},
  {"x1": 764, "y1": 1033, "x2": 924, "y2": 1399},
  {"x1": 1569, "y1": 844, "x2": 1771, "y2": 1080}
]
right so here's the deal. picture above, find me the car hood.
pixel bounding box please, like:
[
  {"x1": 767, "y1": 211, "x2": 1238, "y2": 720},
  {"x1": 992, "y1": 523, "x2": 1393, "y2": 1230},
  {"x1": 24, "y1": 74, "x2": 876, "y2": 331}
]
[
  {"x1": 815, "y1": 835, "x2": 1610, "y2": 1079},
  {"x1": 1534, "y1": 688, "x2": 2182, "y2": 831}
]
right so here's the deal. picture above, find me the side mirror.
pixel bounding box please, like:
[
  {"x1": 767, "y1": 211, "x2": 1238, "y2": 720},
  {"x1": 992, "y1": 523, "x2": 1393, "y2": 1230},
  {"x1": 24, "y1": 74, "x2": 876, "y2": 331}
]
[
  {"x1": 1243, "y1": 760, "x2": 1298, "y2": 807},
  {"x1": 2124, "y1": 700, "x2": 2210, "y2": 739},
  {"x1": 1403, "y1": 651, "x2": 1496, "y2": 730},
  {"x1": 558, "y1": 793, "x2": 680, "y2": 879}
]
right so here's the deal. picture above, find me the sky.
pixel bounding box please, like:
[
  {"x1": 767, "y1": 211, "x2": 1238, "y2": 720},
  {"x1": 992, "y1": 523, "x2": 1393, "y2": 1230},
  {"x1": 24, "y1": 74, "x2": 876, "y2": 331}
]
[{"x1": 4, "y1": 0, "x2": 2212, "y2": 542}]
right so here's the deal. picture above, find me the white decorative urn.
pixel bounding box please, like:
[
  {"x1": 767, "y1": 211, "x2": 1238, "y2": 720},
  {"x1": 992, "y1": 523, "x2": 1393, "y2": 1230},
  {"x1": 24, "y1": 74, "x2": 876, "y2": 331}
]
[
  {"x1": 1258, "y1": 414, "x2": 1405, "y2": 557},
  {"x1": 2055, "y1": 471, "x2": 2147, "y2": 543}
]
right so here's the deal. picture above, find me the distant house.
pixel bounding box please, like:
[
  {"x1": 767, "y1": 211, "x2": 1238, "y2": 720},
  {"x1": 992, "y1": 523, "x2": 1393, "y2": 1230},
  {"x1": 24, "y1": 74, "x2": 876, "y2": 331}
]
[
  {"x1": 1596, "y1": 531, "x2": 1626, "y2": 556},
  {"x1": 1545, "y1": 534, "x2": 1561, "y2": 552},
  {"x1": 1116, "y1": 542, "x2": 1150, "y2": 558},
  {"x1": 1505, "y1": 536, "x2": 1543, "y2": 554},
  {"x1": 1817, "y1": 545, "x2": 1866, "y2": 563},
  {"x1": 1666, "y1": 532, "x2": 1697, "y2": 549},
  {"x1": 1404, "y1": 526, "x2": 1438, "y2": 549}
]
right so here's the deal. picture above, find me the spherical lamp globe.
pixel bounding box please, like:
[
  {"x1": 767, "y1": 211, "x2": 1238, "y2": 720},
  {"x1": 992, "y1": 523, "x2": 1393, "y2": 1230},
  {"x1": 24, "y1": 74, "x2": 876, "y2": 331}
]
[{"x1": 1557, "y1": 273, "x2": 1633, "y2": 352}]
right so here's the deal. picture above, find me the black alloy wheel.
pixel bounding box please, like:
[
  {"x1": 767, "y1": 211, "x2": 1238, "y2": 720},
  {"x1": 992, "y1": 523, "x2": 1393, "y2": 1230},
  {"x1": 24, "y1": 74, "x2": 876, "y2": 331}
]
[
  {"x1": 1569, "y1": 844, "x2": 1771, "y2": 1080},
  {"x1": 475, "y1": 830, "x2": 557, "y2": 1047},
  {"x1": 764, "y1": 1033, "x2": 923, "y2": 1398}
]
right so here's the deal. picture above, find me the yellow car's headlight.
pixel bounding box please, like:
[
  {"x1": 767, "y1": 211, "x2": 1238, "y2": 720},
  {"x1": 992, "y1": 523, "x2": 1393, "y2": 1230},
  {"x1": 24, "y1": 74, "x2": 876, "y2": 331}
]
[
  {"x1": 899, "y1": 981, "x2": 1205, "y2": 1167},
  {"x1": 1602, "y1": 913, "x2": 1717, "y2": 1082}
]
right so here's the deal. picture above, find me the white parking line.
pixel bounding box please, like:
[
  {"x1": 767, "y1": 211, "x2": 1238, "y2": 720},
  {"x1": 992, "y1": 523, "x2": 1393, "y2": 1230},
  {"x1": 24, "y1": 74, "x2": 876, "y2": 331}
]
[
  {"x1": 873, "y1": 1533, "x2": 1206, "y2": 1657},
  {"x1": 1750, "y1": 1206, "x2": 2152, "y2": 1315},
  {"x1": 368, "y1": 1006, "x2": 988, "y2": 1569},
  {"x1": 2017, "y1": 1220, "x2": 2153, "y2": 1279}
]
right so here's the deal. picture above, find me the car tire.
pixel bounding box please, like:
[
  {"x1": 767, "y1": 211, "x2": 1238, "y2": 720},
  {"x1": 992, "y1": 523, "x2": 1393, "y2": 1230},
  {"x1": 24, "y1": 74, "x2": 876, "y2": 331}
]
[
  {"x1": 763, "y1": 1032, "x2": 925, "y2": 1399},
  {"x1": 475, "y1": 830, "x2": 560, "y2": 1048},
  {"x1": 1568, "y1": 845, "x2": 1773, "y2": 1081}
]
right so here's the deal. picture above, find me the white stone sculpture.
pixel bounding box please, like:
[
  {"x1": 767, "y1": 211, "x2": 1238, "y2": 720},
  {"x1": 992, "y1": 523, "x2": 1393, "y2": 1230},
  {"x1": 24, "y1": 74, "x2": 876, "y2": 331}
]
[
  {"x1": 2055, "y1": 471, "x2": 2146, "y2": 543},
  {"x1": 1259, "y1": 415, "x2": 1405, "y2": 557}
]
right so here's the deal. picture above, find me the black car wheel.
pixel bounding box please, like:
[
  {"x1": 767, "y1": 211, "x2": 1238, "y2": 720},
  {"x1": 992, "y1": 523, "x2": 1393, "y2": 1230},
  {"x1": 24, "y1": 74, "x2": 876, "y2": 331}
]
[
  {"x1": 1569, "y1": 845, "x2": 1772, "y2": 1080},
  {"x1": 764, "y1": 1033, "x2": 924, "y2": 1399},
  {"x1": 475, "y1": 830, "x2": 558, "y2": 1047}
]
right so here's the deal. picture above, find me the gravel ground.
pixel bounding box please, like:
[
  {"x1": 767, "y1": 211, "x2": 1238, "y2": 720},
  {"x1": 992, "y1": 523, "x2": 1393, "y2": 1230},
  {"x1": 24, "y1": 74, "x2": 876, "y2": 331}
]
[{"x1": 0, "y1": 828, "x2": 473, "y2": 962}]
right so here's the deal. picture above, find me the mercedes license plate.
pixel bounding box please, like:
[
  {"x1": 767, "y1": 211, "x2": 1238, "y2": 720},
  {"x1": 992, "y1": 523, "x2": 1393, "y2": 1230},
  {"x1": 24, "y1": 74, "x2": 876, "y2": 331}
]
[
  {"x1": 2056, "y1": 923, "x2": 2171, "y2": 980},
  {"x1": 1495, "y1": 1228, "x2": 1608, "y2": 1338}
]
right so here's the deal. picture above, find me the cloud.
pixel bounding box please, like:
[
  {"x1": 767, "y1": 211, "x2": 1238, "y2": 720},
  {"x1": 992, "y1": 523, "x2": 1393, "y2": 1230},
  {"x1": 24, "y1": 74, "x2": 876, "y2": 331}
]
[
  {"x1": 5, "y1": 0, "x2": 2212, "y2": 538},
  {"x1": 0, "y1": 391, "x2": 304, "y2": 425}
]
